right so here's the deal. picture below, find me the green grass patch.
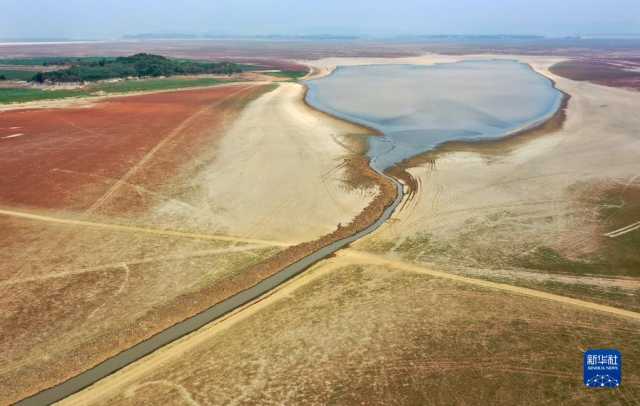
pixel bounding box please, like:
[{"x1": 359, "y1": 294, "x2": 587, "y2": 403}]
[
  {"x1": 396, "y1": 232, "x2": 455, "y2": 262},
  {"x1": 0, "y1": 77, "x2": 229, "y2": 104},
  {"x1": 537, "y1": 280, "x2": 640, "y2": 312},
  {"x1": 236, "y1": 64, "x2": 264, "y2": 72},
  {"x1": 32, "y1": 54, "x2": 241, "y2": 84},
  {"x1": 0, "y1": 87, "x2": 87, "y2": 104},
  {"x1": 0, "y1": 70, "x2": 38, "y2": 81},
  {"x1": 263, "y1": 70, "x2": 307, "y2": 80},
  {"x1": 516, "y1": 247, "x2": 600, "y2": 275},
  {"x1": 356, "y1": 238, "x2": 396, "y2": 254},
  {"x1": 93, "y1": 77, "x2": 223, "y2": 94},
  {"x1": 516, "y1": 237, "x2": 640, "y2": 278}
]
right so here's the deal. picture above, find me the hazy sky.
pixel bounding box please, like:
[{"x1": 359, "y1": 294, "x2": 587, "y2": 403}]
[{"x1": 1, "y1": 0, "x2": 639, "y2": 39}]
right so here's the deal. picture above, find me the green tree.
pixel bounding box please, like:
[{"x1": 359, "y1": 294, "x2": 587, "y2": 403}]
[{"x1": 32, "y1": 72, "x2": 45, "y2": 83}]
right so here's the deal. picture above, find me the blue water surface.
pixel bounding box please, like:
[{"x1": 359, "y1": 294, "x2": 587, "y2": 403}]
[{"x1": 305, "y1": 60, "x2": 562, "y2": 171}]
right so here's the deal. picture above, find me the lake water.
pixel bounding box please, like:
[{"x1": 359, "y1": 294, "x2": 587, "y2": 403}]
[{"x1": 305, "y1": 60, "x2": 563, "y2": 171}]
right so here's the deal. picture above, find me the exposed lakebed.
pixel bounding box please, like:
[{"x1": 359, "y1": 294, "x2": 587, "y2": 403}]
[
  {"x1": 18, "y1": 60, "x2": 563, "y2": 405},
  {"x1": 305, "y1": 60, "x2": 563, "y2": 171}
]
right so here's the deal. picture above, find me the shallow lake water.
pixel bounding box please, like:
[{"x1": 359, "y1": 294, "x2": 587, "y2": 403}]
[{"x1": 305, "y1": 60, "x2": 563, "y2": 171}]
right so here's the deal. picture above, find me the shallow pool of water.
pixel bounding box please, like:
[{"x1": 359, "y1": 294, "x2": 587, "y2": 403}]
[{"x1": 305, "y1": 60, "x2": 563, "y2": 171}]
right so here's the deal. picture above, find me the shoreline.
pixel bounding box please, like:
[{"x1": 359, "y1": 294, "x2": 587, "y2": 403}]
[
  {"x1": 300, "y1": 82, "x2": 387, "y2": 189},
  {"x1": 386, "y1": 64, "x2": 571, "y2": 197},
  {"x1": 294, "y1": 57, "x2": 572, "y2": 236},
  {"x1": 299, "y1": 57, "x2": 570, "y2": 199},
  {"x1": 235, "y1": 80, "x2": 400, "y2": 306},
  {"x1": 300, "y1": 83, "x2": 383, "y2": 138}
]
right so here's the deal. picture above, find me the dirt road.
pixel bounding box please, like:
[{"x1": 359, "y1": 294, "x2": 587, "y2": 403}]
[
  {"x1": 60, "y1": 248, "x2": 639, "y2": 405},
  {"x1": 0, "y1": 208, "x2": 291, "y2": 247},
  {"x1": 340, "y1": 250, "x2": 640, "y2": 322}
]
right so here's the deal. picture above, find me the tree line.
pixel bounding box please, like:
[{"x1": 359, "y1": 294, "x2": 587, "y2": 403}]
[{"x1": 32, "y1": 53, "x2": 243, "y2": 83}]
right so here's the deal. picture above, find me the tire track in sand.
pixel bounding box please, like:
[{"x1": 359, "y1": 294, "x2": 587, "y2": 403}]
[
  {"x1": 85, "y1": 84, "x2": 256, "y2": 215},
  {"x1": 0, "y1": 208, "x2": 292, "y2": 247},
  {"x1": 0, "y1": 244, "x2": 267, "y2": 287}
]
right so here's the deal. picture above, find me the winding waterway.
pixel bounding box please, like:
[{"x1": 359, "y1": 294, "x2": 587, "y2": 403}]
[{"x1": 18, "y1": 60, "x2": 562, "y2": 405}]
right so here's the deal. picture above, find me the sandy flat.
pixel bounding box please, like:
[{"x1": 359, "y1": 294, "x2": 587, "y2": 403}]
[
  {"x1": 393, "y1": 55, "x2": 639, "y2": 244},
  {"x1": 151, "y1": 82, "x2": 377, "y2": 242}
]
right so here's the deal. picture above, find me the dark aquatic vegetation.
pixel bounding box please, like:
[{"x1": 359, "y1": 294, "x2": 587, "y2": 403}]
[{"x1": 305, "y1": 60, "x2": 563, "y2": 170}]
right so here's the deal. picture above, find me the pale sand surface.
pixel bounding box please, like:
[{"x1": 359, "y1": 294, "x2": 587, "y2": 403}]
[{"x1": 150, "y1": 82, "x2": 377, "y2": 242}]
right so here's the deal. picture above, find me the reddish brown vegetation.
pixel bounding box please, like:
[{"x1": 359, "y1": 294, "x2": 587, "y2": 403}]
[
  {"x1": 0, "y1": 84, "x2": 260, "y2": 212},
  {"x1": 551, "y1": 58, "x2": 640, "y2": 90}
]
